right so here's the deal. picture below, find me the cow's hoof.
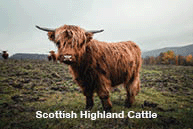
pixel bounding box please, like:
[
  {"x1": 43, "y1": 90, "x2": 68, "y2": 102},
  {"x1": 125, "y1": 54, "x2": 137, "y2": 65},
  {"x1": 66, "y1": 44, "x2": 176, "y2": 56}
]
[
  {"x1": 85, "y1": 106, "x2": 93, "y2": 111},
  {"x1": 104, "y1": 107, "x2": 112, "y2": 113},
  {"x1": 125, "y1": 103, "x2": 132, "y2": 108}
]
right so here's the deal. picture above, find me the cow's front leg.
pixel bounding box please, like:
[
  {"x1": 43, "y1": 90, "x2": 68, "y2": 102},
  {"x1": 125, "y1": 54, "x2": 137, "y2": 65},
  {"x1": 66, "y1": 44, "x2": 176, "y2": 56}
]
[
  {"x1": 97, "y1": 87, "x2": 112, "y2": 112},
  {"x1": 99, "y1": 95, "x2": 112, "y2": 112},
  {"x1": 83, "y1": 88, "x2": 94, "y2": 110},
  {"x1": 97, "y1": 77, "x2": 112, "y2": 112},
  {"x1": 85, "y1": 95, "x2": 94, "y2": 110}
]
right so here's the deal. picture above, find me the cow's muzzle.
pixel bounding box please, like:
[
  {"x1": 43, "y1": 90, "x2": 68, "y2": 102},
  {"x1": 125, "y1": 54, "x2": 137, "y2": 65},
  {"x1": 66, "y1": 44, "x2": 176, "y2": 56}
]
[{"x1": 62, "y1": 55, "x2": 73, "y2": 64}]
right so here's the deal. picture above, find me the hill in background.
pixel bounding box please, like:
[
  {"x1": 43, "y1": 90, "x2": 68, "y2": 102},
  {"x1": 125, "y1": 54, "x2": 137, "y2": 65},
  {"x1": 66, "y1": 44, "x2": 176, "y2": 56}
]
[
  {"x1": 142, "y1": 44, "x2": 193, "y2": 58},
  {"x1": 10, "y1": 53, "x2": 48, "y2": 60}
]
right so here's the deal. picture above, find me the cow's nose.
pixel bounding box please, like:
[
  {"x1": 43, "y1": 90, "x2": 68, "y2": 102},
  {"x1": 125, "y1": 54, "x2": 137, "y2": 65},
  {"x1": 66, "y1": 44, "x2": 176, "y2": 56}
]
[{"x1": 63, "y1": 55, "x2": 72, "y2": 61}]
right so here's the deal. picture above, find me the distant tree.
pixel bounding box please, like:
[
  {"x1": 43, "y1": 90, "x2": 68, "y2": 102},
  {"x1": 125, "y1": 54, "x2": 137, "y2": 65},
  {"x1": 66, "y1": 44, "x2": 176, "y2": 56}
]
[
  {"x1": 175, "y1": 55, "x2": 178, "y2": 65},
  {"x1": 155, "y1": 55, "x2": 161, "y2": 65},
  {"x1": 185, "y1": 54, "x2": 193, "y2": 65},
  {"x1": 143, "y1": 57, "x2": 150, "y2": 65},
  {"x1": 142, "y1": 58, "x2": 148, "y2": 65},
  {"x1": 167, "y1": 50, "x2": 175, "y2": 64},
  {"x1": 149, "y1": 56, "x2": 156, "y2": 64},
  {"x1": 159, "y1": 52, "x2": 168, "y2": 64},
  {"x1": 178, "y1": 55, "x2": 185, "y2": 65},
  {"x1": 142, "y1": 50, "x2": 193, "y2": 66}
]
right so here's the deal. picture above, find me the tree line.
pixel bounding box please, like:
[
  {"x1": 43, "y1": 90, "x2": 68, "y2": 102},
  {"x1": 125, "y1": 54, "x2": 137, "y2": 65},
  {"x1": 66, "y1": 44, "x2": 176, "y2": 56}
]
[{"x1": 143, "y1": 50, "x2": 193, "y2": 66}]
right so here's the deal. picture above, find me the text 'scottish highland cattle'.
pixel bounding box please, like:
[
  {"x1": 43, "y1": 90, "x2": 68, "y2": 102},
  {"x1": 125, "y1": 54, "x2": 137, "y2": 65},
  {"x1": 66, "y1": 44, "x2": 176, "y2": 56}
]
[{"x1": 36, "y1": 25, "x2": 142, "y2": 111}]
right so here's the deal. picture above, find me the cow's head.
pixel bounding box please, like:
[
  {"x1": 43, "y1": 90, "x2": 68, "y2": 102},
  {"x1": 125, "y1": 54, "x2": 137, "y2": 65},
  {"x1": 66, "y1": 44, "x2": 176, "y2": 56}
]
[
  {"x1": 3, "y1": 51, "x2": 7, "y2": 54},
  {"x1": 49, "y1": 50, "x2": 55, "y2": 54},
  {"x1": 36, "y1": 25, "x2": 103, "y2": 65}
]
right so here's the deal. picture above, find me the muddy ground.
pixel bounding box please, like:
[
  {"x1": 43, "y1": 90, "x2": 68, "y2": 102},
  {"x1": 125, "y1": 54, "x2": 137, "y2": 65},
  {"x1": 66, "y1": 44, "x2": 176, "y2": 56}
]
[{"x1": 0, "y1": 59, "x2": 192, "y2": 128}]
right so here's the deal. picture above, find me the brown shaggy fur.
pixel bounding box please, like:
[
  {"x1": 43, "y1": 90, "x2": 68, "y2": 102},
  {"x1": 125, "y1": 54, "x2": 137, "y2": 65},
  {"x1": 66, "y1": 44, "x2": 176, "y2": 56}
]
[
  {"x1": 43, "y1": 25, "x2": 141, "y2": 111},
  {"x1": 48, "y1": 55, "x2": 52, "y2": 61},
  {"x1": 48, "y1": 50, "x2": 58, "y2": 62},
  {"x1": 2, "y1": 51, "x2": 9, "y2": 59}
]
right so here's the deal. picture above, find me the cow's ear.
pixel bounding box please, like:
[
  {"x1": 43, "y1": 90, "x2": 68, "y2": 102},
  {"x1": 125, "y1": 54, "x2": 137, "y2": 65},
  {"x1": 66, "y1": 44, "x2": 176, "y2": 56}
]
[
  {"x1": 85, "y1": 32, "x2": 93, "y2": 43},
  {"x1": 47, "y1": 31, "x2": 55, "y2": 42},
  {"x1": 85, "y1": 29, "x2": 104, "y2": 43}
]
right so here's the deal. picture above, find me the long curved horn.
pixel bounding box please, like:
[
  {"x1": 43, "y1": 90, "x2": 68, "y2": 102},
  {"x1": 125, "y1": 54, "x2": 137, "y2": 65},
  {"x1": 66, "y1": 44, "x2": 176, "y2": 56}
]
[
  {"x1": 35, "y1": 25, "x2": 55, "y2": 32},
  {"x1": 88, "y1": 29, "x2": 104, "y2": 34}
]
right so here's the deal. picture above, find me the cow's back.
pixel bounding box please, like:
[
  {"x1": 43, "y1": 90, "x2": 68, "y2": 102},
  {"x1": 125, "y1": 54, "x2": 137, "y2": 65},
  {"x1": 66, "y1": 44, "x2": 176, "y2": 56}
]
[{"x1": 88, "y1": 40, "x2": 141, "y2": 86}]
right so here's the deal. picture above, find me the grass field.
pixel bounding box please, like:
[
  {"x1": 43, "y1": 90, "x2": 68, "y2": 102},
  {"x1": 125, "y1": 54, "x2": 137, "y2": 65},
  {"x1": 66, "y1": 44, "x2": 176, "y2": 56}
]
[{"x1": 0, "y1": 59, "x2": 193, "y2": 129}]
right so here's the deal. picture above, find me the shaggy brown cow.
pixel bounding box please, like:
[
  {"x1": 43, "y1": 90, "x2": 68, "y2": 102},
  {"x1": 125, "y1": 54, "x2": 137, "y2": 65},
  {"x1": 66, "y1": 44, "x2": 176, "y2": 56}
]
[
  {"x1": 48, "y1": 50, "x2": 58, "y2": 62},
  {"x1": 36, "y1": 25, "x2": 141, "y2": 111},
  {"x1": 2, "y1": 51, "x2": 9, "y2": 59},
  {"x1": 48, "y1": 55, "x2": 52, "y2": 61}
]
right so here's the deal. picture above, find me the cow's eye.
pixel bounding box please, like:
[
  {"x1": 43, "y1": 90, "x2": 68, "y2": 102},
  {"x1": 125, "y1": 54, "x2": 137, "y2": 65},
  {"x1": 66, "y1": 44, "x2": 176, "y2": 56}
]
[{"x1": 56, "y1": 41, "x2": 60, "y2": 48}]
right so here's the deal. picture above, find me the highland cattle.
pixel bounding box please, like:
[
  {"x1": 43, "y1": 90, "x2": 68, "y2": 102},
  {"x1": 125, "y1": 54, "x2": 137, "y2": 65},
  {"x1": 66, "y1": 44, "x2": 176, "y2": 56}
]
[{"x1": 36, "y1": 25, "x2": 142, "y2": 111}]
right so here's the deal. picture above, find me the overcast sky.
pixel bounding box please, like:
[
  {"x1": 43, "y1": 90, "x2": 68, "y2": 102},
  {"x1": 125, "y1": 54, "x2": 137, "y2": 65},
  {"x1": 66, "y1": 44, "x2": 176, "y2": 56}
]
[{"x1": 0, "y1": 0, "x2": 193, "y2": 56}]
